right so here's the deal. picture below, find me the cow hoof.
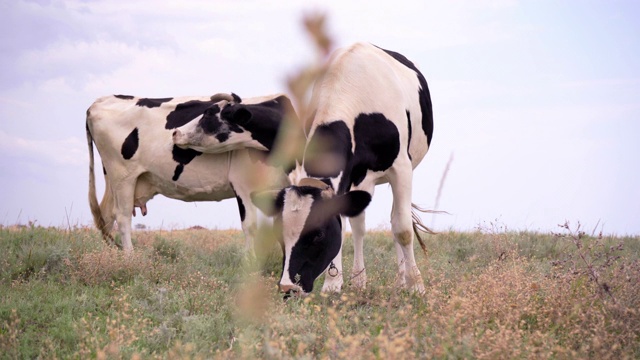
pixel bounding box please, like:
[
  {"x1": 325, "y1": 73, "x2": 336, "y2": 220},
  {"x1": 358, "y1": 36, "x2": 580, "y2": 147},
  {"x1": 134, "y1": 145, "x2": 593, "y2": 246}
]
[
  {"x1": 412, "y1": 283, "x2": 426, "y2": 295},
  {"x1": 395, "y1": 272, "x2": 407, "y2": 288},
  {"x1": 351, "y1": 268, "x2": 367, "y2": 289},
  {"x1": 321, "y1": 281, "x2": 343, "y2": 293}
]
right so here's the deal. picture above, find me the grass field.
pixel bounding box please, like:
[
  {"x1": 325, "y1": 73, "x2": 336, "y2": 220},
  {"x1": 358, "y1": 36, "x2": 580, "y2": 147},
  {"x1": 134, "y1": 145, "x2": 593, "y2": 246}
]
[{"x1": 1, "y1": 223, "x2": 638, "y2": 359}]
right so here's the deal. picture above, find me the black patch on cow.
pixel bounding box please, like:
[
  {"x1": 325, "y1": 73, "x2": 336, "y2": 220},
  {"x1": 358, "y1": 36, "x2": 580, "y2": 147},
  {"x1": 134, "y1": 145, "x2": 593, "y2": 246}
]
[
  {"x1": 216, "y1": 132, "x2": 230, "y2": 143},
  {"x1": 304, "y1": 121, "x2": 352, "y2": 182},
  {"x1": 347, "y1": 113, "x2": 400, "y2": 188},
  {"x1": 229, "y1": 183, "x2": 246, "y2": 222},
  {"x1": 136, "y1": 97, "x2": 173, "y2": 108},
  {"x1": 378, "y1": 46, "x2": 433, "y2": 146},
  {"x1": 200, "y1": 105, "x2": 223, "y2": 131},
  {"x1": 406, "y1": 110, "x2": 413, "y2": 161},
  {"x1": 248, "y1": 95, "x2": 292, "y2": 151},
  {"x1": 198, "y1": 104, "x2": 245, "y2": 145},
  {"x1": 114, "y1": 94, "x2": 134, "y2": 100},
  {"x1": 173, "y1": 165, "x2": 185, "y2": 182},
  {"x1": 236, "y1": 196, "x2": 246, "y2": 222},
  {"x1": 219, "y1": 95, "x2": 295, "y2": 152},
  {"x1": 165, "y1": 100, "x2": 217, "y2": 130},
  {"x1": 171, "y1": 145, "x2": 202, "y2": 181},
  {"x1": 286, "y1": 188, "x2": 343, "y2": 293},
  {"x1": 121, "y1": 128, "x2": 139, "y2": 160},
  {"x1": 102, "y1": 165, "x2": 107, "y2": 175}
]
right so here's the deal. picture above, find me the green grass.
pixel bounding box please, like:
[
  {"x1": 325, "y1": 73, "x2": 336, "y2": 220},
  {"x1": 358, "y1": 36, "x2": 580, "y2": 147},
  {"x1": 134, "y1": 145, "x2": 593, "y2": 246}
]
[{"x1": 1, "y1": 224, "x2": 638, "y2": 359}]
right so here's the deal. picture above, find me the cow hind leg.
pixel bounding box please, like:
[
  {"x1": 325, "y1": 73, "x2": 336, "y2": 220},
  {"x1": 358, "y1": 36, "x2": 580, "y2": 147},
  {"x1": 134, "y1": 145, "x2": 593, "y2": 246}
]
[
  {"x1": 98, "y1": 179, "x2": 118, "y2": 246},
  {"x1": 394, "y1": 240, "x2": 408, "y2": 288},
  {"x1": 388, "y1": 163, "x2": 425, "y2": 294},
  {"x1": 112, "y1": 180, "x2": 136, "y2": 252}
]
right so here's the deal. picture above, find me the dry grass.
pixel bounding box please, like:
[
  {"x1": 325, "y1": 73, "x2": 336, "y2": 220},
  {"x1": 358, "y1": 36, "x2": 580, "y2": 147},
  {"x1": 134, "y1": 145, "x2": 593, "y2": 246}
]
[{"x1": 1, "y1": 225, "x2": 639, "y2": 359}]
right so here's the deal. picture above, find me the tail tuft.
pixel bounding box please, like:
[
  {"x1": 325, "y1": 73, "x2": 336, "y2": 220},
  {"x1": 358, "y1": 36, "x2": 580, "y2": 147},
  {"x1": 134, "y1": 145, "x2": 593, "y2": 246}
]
[{"x1": 411, "y1": 203, "x2": 448, "y2": 257}]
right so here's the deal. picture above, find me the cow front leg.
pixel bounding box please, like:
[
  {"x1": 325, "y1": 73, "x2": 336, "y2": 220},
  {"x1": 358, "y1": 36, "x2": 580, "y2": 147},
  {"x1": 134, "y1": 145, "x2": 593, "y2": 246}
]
[
  {"x1": 389, "y1": 165, "x2": 425, "y2": 294},
  {"x1": 349, "y1": 211, "x2": 367, "y2": 289},
  {"x1": 321, "y1": 229, "x2": 344, "y2": 293}
]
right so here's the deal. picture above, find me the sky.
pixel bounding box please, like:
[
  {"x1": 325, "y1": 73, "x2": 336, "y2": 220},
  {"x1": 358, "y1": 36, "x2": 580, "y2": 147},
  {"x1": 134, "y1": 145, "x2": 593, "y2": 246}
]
[{"x1": 1, "y1": 0, "x2": 639, "y2": 235}]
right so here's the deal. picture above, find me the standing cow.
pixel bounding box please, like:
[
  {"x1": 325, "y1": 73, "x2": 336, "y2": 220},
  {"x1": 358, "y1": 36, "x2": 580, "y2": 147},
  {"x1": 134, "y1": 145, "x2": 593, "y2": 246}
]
[
  {"x1": 86, "y1": 93, "x2": 297, "y2": 252},
  {"x1": 174, "y1": 43, "x2": 434, "y2": 295}
]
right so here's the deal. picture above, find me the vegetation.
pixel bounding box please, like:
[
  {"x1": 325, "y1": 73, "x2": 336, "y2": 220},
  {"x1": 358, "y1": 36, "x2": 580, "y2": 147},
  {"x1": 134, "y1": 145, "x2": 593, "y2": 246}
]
[{"x1": 0, "y1": 222, "x2": 638, "y2": 359}]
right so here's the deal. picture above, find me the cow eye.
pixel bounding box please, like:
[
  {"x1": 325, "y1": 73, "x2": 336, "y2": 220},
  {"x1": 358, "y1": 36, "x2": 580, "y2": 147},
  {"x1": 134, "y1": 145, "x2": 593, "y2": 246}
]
[{"x1": 313, "y1": 230, "x2": 325, "y2": 243}]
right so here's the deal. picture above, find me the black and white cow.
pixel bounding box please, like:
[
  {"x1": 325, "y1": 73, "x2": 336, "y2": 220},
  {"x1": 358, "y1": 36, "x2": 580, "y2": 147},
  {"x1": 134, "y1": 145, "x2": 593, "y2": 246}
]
[
  {"x1": 86, "y1": 93, "x2": 296, "y2": 252},
  {"x1": 174, "y1": 43, "x2": 434, "y2": 295}
]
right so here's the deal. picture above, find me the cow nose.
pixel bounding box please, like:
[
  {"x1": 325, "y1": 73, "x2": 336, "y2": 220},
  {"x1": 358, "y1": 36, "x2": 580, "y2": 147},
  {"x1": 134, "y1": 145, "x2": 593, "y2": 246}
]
[
  {"x1": 172, "y1": 129, "x2": 182, "y2": 143},
  {"x1": 279, "y1": 284, "x2": 295, "y2": 293}
]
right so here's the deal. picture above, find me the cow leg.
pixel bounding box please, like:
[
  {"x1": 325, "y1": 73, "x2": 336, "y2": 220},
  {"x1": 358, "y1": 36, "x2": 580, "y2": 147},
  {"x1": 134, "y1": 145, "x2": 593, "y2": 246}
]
[
  {"x1": 235, "y1": 193, "x2": 255, "y2": 250},
  {"x1": 99, "y1": 178, "x2": 116, "y2": 240},
  {"x1": 349, "y1": 184, "x2": 374, "y2": 290},
  {"x1": 321, "y1": 221, "x2": 344, "y2": 293},
  {"x1": 349, "y1": 211, "x2": 367, "y2": 289},
  {"x1": 239, "y1": 197, "x2": 258, "y2": 259},
  {"x1": 112, "y1": 179, "x2": 136, "y2": 252},
  {"x1": 388, "y1": 163, "x2": 425, "y2": 294},
  {"x1": 394, "y1": 240, "x2": 408, "y2": 288}
]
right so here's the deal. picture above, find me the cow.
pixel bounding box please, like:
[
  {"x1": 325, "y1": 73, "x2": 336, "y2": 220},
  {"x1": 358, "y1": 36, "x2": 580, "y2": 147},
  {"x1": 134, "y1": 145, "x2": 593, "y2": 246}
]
[
  {"x1": 173, "y1": 43, "x2": 434, "y2": 296},
  {"x1": 86, "y1": 92, "x2": 297, "y2": 252}
]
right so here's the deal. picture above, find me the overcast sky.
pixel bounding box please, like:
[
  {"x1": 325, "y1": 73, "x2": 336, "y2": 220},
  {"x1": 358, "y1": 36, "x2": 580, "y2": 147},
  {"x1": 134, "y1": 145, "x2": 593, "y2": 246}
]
[{"x1": 1, "y1": 0, "x2": 639, "y2": 235}]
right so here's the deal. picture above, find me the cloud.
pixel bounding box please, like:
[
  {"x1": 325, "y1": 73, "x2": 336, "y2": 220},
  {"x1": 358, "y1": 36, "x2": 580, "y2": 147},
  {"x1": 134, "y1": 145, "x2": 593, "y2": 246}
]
[
  {"x1": 0, "y1": 130, "x2": 85, "y2": 167},
  {"x1": 18, "y1": 39, "x2": 154, "y2": 77},
  {"x1": 0, "y1": 0, "x2": 638, "y2": 233}
]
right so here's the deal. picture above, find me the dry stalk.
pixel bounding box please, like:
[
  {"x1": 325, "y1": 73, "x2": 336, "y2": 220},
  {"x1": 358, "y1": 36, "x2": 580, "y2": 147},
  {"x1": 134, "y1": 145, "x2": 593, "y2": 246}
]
[{"x1": 555, "y1": 221, "x2": 618, "y2": 304}]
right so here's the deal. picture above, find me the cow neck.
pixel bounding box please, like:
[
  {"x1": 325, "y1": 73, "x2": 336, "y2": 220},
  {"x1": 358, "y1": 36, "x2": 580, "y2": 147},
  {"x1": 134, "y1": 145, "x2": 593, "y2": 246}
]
[{"x1": 226, "y1": 150, "x2": 233, "y2": 179}]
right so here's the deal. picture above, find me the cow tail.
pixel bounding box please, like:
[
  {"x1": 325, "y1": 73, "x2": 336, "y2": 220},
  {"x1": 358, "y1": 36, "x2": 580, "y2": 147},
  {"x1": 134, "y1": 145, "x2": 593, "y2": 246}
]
[
  {"x1": 86, "y1": 118, "x2": 117, "y2": 246},
  {"x1": 411, "y1": 203, "x2": 439, "y2": 257}
]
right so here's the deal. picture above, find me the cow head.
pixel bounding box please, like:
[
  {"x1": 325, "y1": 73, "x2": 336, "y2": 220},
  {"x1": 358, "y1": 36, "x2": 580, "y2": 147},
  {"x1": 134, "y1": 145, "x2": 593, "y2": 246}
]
[
  {"x1": 173, "y1": 95, "x2": 295, "y2": 154},
  {"x1": 172, "y1": 100, "x2": 258, "y2": 153},
  {"x1": 252, "y1": 178, "x2": 371, "y2": 296}
]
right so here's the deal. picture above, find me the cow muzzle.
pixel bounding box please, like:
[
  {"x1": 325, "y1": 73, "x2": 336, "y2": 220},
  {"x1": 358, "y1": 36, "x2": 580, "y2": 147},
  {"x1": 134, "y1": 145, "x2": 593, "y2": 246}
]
[
  {"x1": 172, "y1": 129, "x2": 188, "y2": 147},
  {"x1": 279, "y1": 284, "x2": 297, "y2": 293},
  {"x1": 279, "y1": 283, "x2": 303, "y2": 299}
]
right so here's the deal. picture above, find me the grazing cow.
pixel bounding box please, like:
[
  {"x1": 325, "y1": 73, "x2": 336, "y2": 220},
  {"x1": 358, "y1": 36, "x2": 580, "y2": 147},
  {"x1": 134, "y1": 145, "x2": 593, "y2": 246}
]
[
  {"x1": 258, "y1": 43, "x2": 434, "y2": 295},
  {"x1": 175, "y1": 43, "x2": 434, "y2": 296},
  {"x1": 86, "y1": 93, "x2": 296, "y2": 252}
]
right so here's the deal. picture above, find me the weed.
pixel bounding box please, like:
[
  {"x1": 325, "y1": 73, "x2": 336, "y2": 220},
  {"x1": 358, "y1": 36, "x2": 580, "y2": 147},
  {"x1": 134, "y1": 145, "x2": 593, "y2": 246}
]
[
  {"x1": 1, "y1": 225, "x2": 639, "y2": 358},
  {"x1": 153, "y1": 236, "x2": 182, "y2": 263}
]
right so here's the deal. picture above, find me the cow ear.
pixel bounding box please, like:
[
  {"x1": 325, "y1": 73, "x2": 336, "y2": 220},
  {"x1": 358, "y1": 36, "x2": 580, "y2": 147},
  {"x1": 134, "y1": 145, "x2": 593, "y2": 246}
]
[
  {"x1": 203, "y1": 103, "x2": 221, "y2": 116},
  {"x1": 337, "y1": 190, "x2": 372, "y2": 217},
  {"x1": 232, "y1": 107, "x2": 252, "y2": 125},
  {"x1": 251, "y1": 189, "x2": 283, "y2": 217},
  {"x1": 311, "y1": 190, "x2": 372, "y2": 226}
]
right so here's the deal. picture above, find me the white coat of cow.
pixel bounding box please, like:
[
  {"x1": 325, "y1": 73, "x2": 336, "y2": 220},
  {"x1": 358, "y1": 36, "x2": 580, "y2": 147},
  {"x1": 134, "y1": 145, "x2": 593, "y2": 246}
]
[
  {"x1": 262, "y1": 42, "x2": 434, "y2": 295},
  {"x1": 86, "y1": 93, "x2": 294, "y2": 251},
  {"x1": 174, "y1": 43, "x2": 434, "y2": 296}
]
